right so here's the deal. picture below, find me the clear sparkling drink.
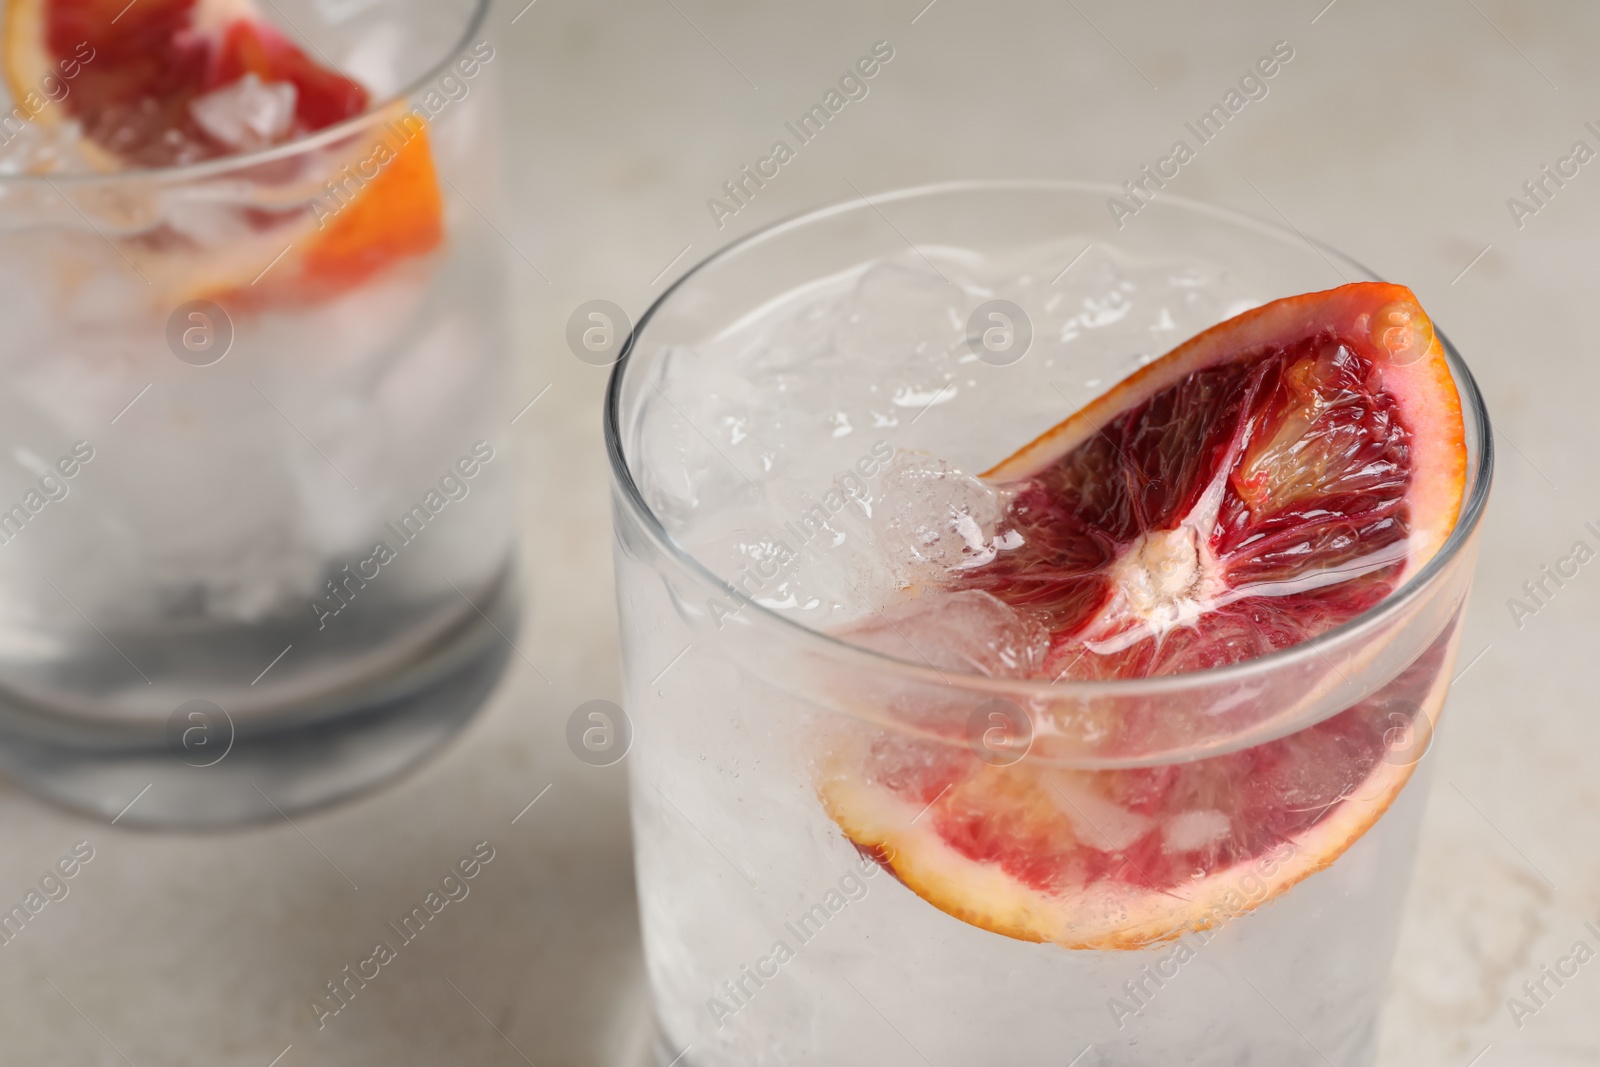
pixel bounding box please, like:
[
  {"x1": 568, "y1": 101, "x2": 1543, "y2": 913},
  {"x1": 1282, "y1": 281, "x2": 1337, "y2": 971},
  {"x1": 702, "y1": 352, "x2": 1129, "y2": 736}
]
[
  {"x1": 607, "y1": 184, "x2": 1490, "y2": 1066},
  {"x1": 0, "y1": 0, "x2": 513, "y2": 822}
]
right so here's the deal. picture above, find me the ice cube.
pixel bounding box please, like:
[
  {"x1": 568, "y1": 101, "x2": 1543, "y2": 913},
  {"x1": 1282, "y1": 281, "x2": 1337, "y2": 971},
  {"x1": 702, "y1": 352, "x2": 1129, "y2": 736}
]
[
  {"x1": 160, "y1": 193, "x2": 257, "y2": 248},
  {"x1": 0, "y1": 114, "x2": 98, "y2": 175},
  {"x1": 637, "y1": 239, "x2": 1271, "y2": 662},
  {"x1": 190, "y1": 73, "x2": 297, "y2": 151},
  {"x1": 839, "y1": 588, "x2": 1048, "y2": 678},
  {"x1": 677, "y1": 450, "x2": 1012, "y2": 628},
  {"x1": 639, "y1": 345, "x2": 772, "y2": 527},
  {"x1": 833, "y1": 261, "x2": 967, "y2": 366},
  {"x1": 868, "y1": 451, "x2": 1005, "y2": 578}
]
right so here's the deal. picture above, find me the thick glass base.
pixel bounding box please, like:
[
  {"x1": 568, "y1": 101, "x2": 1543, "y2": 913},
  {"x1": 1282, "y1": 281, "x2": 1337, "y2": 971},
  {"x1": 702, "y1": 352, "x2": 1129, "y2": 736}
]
[{"x1": 0, "y1": 566, "x2": 517, "y2": 828}]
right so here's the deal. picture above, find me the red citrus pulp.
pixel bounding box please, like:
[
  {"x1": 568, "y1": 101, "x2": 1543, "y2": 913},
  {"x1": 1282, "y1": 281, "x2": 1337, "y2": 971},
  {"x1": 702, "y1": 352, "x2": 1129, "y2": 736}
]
[
  {"x1": 2, "y1": 0, "x2": 444, "y2": 304},
  {"x1": 5, "y1": 0, "x2": 367, "y2": 165},
  {"x1": 821, "y1": 281, "x2": 1469, "y2": 949}
]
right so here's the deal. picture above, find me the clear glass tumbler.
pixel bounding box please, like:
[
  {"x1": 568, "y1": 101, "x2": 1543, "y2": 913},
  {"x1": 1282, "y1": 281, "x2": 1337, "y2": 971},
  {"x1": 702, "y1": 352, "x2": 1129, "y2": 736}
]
[
  {"x1": 0, "y1": 0, "x2": 514, "y2": 825},
  {"x1": 607, "y1": 182, "x2": 1492, "y2": 1066}
]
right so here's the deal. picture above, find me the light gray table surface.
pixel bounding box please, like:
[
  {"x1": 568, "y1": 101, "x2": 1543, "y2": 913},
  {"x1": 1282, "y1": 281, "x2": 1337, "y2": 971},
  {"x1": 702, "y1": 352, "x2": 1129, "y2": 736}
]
[{"x1": 3, "y1": 1, "x2": 1596, "y2": 1064}]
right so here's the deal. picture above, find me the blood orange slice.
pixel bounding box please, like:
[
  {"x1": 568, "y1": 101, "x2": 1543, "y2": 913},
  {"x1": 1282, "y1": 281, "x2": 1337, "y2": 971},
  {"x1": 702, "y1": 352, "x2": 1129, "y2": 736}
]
[
  {"x1": 5, "y1": 0, "x2": 367, "y2": 166},
  {"x1": 212, "y1": 122, "x2": 445, "y2": 309},
  {"x1": 820, "y1": 281, "x2": 1468, "y2": 949},
  {"x1": 2, "y1": 0, "x2": 443, "y2": 304}
]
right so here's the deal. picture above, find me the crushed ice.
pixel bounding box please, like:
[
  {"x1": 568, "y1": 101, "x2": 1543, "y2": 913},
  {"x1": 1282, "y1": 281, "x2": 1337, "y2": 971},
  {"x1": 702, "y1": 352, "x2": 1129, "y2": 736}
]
[
  {"x1": 190, "y1": 73, "x2": 298, "y2": 151},
  {"x1": 645, "y1": 239, "x2": 1260, "y2": 659}
]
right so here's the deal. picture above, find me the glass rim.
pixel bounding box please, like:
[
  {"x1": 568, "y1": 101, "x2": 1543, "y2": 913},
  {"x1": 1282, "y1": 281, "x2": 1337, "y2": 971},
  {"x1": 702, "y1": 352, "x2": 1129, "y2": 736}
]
[
  {"x1": 0, "y1": 0, "x2": 490, "y2": 188},
  {"x1": 604, "y1": 178, "x2": 1495, "y2": 699}
]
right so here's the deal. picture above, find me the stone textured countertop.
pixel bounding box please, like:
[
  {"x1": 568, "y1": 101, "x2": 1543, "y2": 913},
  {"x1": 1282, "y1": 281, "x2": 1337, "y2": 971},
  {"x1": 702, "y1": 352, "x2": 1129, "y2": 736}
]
[{"x1": 3, "y1": 1, "x2": 1595, "y2": 1064}]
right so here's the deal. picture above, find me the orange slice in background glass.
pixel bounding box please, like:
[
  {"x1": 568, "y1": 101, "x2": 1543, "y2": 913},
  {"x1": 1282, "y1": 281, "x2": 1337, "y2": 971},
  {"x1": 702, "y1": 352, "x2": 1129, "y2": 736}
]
[
  {"x1": 2, "y1": 0, "x2": 444, "y2": 306},
  {"x1": 820, "y1": 282, "x2": 1469, "y2": 950}
]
